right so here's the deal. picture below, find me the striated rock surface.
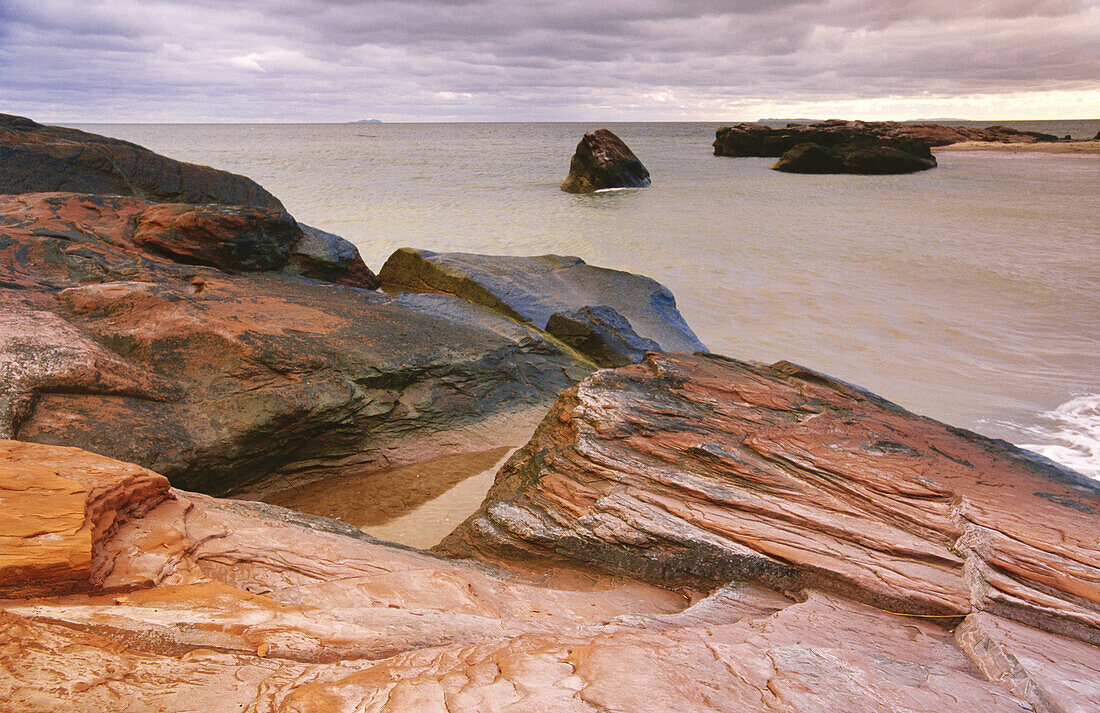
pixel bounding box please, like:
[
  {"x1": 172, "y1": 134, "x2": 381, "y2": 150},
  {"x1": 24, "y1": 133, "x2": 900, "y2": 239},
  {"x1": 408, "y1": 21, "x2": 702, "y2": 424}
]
[
  {"x1": 4, "y1": 439, "x2": 1094, "y2": 712},
  {"x1": 0, "y1": 193, "x2": 589, "y2": 493},
  {"x1": 773, "y1": 140, "x2": 937, "y2": 174},
  {"x1": 714, "y1": 120, "x2": 1063, "y2": 157},
  {"x1": 0, "y1": 440, "x2": 169, "y2": 597},
  {"x1": 560, "y1": 128, "x2": 650, "y2": 193},
  {"x1": 0, "y1": 113, "x2": 284, "y2": 209},
  {"x1": 441, "y1": 352, "x2": 1100, "y2": 647},
  {"x1": 378, "y1": 248, "x2": 706, "y2": 360}
]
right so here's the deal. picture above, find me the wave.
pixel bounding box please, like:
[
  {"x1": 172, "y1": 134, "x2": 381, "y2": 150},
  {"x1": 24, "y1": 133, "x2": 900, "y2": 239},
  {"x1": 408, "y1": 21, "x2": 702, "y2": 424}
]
[{"x1": 1015, "y1": 394, "x2": 1100, "y2": 479}]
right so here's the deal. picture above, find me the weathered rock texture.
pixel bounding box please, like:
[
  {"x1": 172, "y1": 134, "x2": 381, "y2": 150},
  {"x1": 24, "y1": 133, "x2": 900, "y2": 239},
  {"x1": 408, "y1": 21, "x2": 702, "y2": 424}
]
[
  {"x1": 560, "y1": 128, "x2": 651, "y2": 193},
  {"x1": 4, "y1": 439, "x2": 1096, "y2": 712},
  {"x1": 441, "y1": 352, "x2": 1100, "y2": 650},
  {"x1": 379, "y1": 248, "x2": 705, "y2": 364},
  {"x1": 713, "y1": 120, "x2": 1064, "y2": 157},
  {"x1": 0, "y1": 113, "x2": 285, "y2": 209},
  {"x1": 0, "y1": 193, "x2": 584, "y2": 493}
]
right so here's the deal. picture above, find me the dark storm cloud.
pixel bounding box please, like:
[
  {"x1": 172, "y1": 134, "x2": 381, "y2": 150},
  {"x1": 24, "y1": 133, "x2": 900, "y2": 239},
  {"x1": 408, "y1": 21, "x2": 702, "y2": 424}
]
[{"x1": 1, "y1": 0, "x2": 1097, "y2": 120}]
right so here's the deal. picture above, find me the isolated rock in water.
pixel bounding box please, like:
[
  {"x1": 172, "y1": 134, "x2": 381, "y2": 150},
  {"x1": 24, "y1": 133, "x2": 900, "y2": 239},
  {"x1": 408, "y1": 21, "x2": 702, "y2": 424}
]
[
  {"x1": 0, "y1": 113, "x2": 284, "y2": 209},
  {"x1": 133, "y1": 203, "x2": 301, "y2": 272},
  {"x1": 772, "y1": 141, "x2": 936, "y2": 174},
  {"x1": 560, "y1": 128, "x2": 651, "y2": 193},
  {"x1": 545, "y1": 305, "x2": 661, "y2": 367},
  {"x1": 441, "y1": 352, "x2": 1100, "y2": 646},
  {"x1": 284, "y1": 223, "x2": 380, "y2": 289},
  {"x1": 379, "y1": 248, "x2": 706, "y2": 355},
  {"x1": 4, "y1": 425, "x2": 1098, "y2": 710},
  {"x1": 0, "y1": 193, "x2": 590, "y2": 493}
]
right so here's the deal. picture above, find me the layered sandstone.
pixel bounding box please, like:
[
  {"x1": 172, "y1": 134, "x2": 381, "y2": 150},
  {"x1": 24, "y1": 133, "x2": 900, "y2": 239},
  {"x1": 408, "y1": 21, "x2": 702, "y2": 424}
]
[
  {"x1": 441, "y1": 352, "x2": 1100, "y2": 647},
  {"x1": 5, "y1": 440, "x2": 1096, "y2": 712}
]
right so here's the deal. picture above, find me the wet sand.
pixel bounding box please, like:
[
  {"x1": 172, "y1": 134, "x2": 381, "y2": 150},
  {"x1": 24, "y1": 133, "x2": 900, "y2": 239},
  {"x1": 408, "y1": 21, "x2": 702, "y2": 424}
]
[
  {"x1": 936, "y1": 141, "x2": 1100, "y2": 154},
  {"x1": 260, "y1": 446, "x2": 515, "y2": 547}
]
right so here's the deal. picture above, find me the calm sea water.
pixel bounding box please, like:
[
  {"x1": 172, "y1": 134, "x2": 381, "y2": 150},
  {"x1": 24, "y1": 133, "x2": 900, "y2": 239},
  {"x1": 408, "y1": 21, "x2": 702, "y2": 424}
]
[{"x1": 80, "y1": 121, "x2": 1100, "y2": 478}]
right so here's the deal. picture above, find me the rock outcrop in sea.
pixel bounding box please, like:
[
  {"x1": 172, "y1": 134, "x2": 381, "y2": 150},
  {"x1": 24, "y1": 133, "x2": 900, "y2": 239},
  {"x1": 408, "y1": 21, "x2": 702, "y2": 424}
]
[
  {"x1": 560, "y1": 128, "x2": 651, "y2": 193},
  {"x1": 772, "y1": 140, "x2": 937, "y2": 174},
  {"x1": 2, "y1": 117, "x2": 1098, "y2": 712},
  {"x1": 713, "y1": 120, "x2": 1064, "y2": 158},
  {"x1": 713, "y1": 121, "x2": 937, "y2": 174}
]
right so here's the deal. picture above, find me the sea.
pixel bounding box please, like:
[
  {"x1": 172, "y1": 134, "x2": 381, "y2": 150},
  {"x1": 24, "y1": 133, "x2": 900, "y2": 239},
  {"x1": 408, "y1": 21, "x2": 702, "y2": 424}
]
[{"x1": 80, "y1": 120, "x2": 1100, "y2": 480}]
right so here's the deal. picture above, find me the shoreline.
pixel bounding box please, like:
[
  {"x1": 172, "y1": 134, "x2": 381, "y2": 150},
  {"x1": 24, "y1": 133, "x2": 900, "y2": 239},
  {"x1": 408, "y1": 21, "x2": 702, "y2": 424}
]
[{"x1": 936, "y1": 140, "x2": 1100, "y2": 154}]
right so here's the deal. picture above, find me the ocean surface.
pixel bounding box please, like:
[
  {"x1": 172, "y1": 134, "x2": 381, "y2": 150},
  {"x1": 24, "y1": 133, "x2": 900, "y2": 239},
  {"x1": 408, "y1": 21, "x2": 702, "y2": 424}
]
[{"x1": 80, "y1": 121, "x2": 1100, "y2": 479}]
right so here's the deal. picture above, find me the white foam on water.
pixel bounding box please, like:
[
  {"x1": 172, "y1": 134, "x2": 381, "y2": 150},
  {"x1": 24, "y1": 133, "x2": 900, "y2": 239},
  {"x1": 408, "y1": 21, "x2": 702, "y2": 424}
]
[{"x1": 1015, "y1": 394, "x2": 1100, "y2": 479}]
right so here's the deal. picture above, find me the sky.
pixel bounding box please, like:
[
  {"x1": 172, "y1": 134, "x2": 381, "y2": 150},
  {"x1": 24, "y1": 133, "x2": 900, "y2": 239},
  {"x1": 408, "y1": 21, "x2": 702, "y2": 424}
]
[{"x1": 1, "y1": 0, "x2": 1098, "y2": 122}]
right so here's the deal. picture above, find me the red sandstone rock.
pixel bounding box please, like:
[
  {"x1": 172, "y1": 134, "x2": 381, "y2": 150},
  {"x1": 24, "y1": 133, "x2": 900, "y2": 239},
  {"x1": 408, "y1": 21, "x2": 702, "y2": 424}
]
[
  {"x1": 133, "y1": 203, "x2": 302, "y2": 272},
  {"x1": 441, "y1": 353, "x2": 1100, "y2": 647},
  {"x1": 4, "y1": 440, "x2": 1092, "y2": 711},
  {"x1": 0, "y1": 193, "x2": 588, "y2": 493}
]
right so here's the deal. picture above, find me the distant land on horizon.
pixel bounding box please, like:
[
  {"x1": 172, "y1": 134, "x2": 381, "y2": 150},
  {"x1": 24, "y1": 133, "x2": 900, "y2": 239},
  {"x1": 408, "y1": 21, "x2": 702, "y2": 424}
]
[{"x1": 352, "y1": 119, "x2": 383, "y2": 124}]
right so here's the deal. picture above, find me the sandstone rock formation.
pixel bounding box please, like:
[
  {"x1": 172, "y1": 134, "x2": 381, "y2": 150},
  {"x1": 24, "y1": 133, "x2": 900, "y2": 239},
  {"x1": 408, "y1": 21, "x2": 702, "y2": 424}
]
[
  {"x1": 773, "y1": 141, "x2": 937, "y2": 174},
  {"x1": 379, "y1": 248, "x2": 705, "y2": 362},
  {"x1": 441, "y1": 352, "x2": 1100, "y2": 648},
  {"x1": 560, "y1": 128, "x2": 651, "y2": 193},
  {"x1": 0, "y1": 113, "x2": 285, "y2": 209},
  {"x1": 0, "y1": 193, "x2": 586, "y2": 493},
  {"x1": 3, "y1": 409, "x2": 1097, "y2": 710},
  {"x1": 713, "y1": 120, "x2": 1063, "y2": 157}
]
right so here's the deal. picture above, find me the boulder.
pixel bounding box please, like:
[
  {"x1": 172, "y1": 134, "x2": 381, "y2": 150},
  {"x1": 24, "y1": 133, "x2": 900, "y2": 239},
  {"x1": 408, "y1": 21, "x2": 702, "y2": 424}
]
[
  {"x1": 0, "y1": 193, "x2": 591, "y2": 493},
  {"x1": 284, "y1": 223, "x2": 381, "y2": 289},
  {"x1": 0, "y1": 113, "x2": 284, "y2": 210},
  {"x1": 132, "y1": 203, "x2": 301, "y2": 272},
  {"x1": 560, "y1": 128, "x2": 650, "y2": 193},
  {"x1": 545, "y1": 305, "x2": 660, "y2": 368},
  {"x1": 772, "y1": 141, "x2": 937, "y2": 174},
  {"x1": 441, "y1": 352, "x2": 1100, "y2": 646},
  {"x1": 3, "y1": 421, "x2": 1097, "y2": 711},
  {"x1": 378, "y1": 248, "x2": 706, "y2": 357}
]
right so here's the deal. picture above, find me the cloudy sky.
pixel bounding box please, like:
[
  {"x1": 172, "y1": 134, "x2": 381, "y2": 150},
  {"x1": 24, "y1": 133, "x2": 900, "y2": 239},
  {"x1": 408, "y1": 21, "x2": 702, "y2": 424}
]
[{"x1": 1, "y1": 0, "x2": 1097, "y2": 122}]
